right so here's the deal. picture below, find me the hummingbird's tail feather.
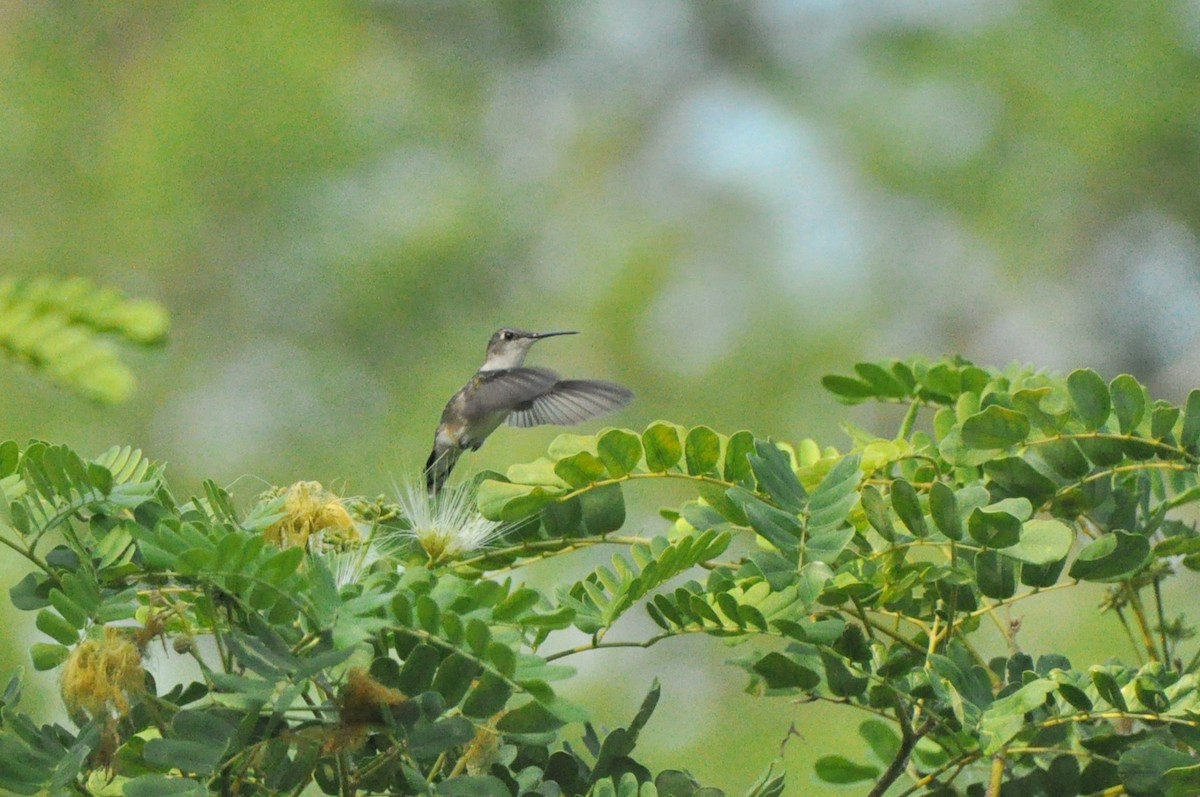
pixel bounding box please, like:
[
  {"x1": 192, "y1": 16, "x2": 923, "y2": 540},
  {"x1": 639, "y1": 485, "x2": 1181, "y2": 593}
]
[{"x1": 507, "y1": 379, "x2": 634, "y2": 428}]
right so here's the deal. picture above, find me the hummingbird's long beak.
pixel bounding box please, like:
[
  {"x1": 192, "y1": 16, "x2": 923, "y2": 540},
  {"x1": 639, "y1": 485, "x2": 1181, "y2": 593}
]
[{"x1": 532, "y1": 330, "x2": 578, "y2": 339}]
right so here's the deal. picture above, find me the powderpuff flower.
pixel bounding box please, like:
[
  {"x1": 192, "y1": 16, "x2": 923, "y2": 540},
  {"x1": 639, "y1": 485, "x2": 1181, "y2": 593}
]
[{"x1": 385, "y1": 477, "x2": 505, "y2": 564}]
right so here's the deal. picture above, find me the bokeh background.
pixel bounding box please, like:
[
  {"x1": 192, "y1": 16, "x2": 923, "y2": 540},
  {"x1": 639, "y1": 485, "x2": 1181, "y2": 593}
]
[{"x1": 3, "y1": 1, "x2": 1200, "y2": 792}]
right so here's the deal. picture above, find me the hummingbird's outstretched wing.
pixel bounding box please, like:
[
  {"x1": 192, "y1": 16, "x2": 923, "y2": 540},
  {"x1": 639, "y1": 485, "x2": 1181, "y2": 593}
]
[
  {"x1": 507, "y1": 379, "x2": 634, "y2": 428},
  {"x1": 467, "y1": 367, "x2": 561, "y2": 419}
]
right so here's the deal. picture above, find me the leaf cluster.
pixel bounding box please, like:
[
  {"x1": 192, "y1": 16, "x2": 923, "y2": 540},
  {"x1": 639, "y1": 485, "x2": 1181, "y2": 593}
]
[
  {"x1": 3, "y1": 355, "x2": 1200, "y2": 796},
  {"x1": 0, "y1": 276, "x2": 168, "y2": 403},
  {"x1": 0, "y1": 438, "x2": 752, "y2": 795}
]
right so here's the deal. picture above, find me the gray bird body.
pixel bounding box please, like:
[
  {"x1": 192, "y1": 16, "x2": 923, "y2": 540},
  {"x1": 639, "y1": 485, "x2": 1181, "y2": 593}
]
[{"x1": 425, "y1": 329, "x2": 633, "y2": 492}]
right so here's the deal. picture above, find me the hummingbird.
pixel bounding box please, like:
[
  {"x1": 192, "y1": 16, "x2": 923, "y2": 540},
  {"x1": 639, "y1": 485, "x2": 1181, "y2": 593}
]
[{"x1": 425, "y1": 328, "x2": 633, "y2": 492}]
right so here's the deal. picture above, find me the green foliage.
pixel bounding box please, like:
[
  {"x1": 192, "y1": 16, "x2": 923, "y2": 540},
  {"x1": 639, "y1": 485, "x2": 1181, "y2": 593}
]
[
  {"x1": 3, "y1": 355, "x2": 1200, "y2": 795},
  {"x1": 0, "y1": 276, "x2": 168, "y2": 403}
]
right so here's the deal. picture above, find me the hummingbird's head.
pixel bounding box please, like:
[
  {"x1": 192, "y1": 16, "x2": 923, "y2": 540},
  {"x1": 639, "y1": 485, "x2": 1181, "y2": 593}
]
[{"x1": 481, "y1": 328, "x2": 577, "y2": 371}]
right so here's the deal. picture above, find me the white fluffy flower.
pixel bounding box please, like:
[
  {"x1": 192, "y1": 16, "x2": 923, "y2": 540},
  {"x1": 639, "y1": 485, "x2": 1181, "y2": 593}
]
[{"x1": 388, "y1": 478, "x2": 505, "y2": 564}]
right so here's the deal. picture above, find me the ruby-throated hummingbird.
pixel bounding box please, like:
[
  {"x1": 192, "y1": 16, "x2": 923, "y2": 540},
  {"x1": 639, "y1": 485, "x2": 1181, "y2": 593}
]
[{"x1": 425, "y1": 328, "x2": 633, "y2": 492}]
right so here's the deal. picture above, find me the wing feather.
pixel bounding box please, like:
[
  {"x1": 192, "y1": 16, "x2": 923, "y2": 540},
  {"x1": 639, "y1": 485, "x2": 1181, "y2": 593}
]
[
  {"x1": 507, "y1": 379, "x2": 634, "y2": 428},
  {"x1": 467, "y1": 368, "x2": 560, "y2": 418}
]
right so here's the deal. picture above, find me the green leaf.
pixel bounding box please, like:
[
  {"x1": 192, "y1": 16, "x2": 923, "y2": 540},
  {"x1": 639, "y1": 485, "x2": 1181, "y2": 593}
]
[
  {"x1": 431, "y1": 652, "x2": 480, "y2": 707},
  {"x1": 581, "y1": 483, "x2": 625, "y2": 534},
  {"x1": 642, "y1": 423, "x2": 683, "y2": 472},
  {"x1": 684, "y1": 426, "x2": 722, "y2": 476},
  {"x1": 9, "y1": 573, "x2": 50, "y2": 610},
  {"x1": 1110, "y1": 375, "x2": 1146, "y2": 433},
  {"x1": 1068, "y1": 369, "x2": 1112, "y2": 430},
  {"x1": 1038, "y1": 438, "x2": 1091, "y2": 479},
  {"x1": 890, "y1": 479, "x2": 927, "y2": 538},
  {"x1": 1119, "y1": 743, "x2": 1196, "y2": 797},
  {"x1": 0, "y1": 441, "x2": 17, "y2": 478},
  {"x1": 804, "y1": 529, "x2": 854, "y2": 565},
  {"x1": 723, "y1": 431, "x2": 756, "y2": 486},
  {"x1": 435, "y1": 776, "x2": 511, "y2": 797},
  {"x1": 1182, "y1": 389, "x2": 1200, "y2": 453},
  {"x1": 1165, "y1": 765, "x2": 1200, "y2": 797},
  {"x1": 821, "y1": 650, "x2": 868, "y2": 697},
  {"x1": 144, "y1": 739, "x2": 223, "y2": 776},
  {"x1": 1134, "y1": 674, "x2": 1169, "y2": 712},
  {"x1": 806, "y1": 453, "x2": 860, "y2": 536},
  {"x1": 597, "y1": 429, "x2": 643, "y2": 478},
  {"x1": 928, "y1": 482, "x2": 961, "y2": 540},
  {"x1": 1001, "y1": 519, "x2": 1074, "y2": 565},
  {"x1": 1152, "y1": 404, "x2": 1181, "y2": 440},
  {"x1": 476, "y1": 480, "x2": 559, "y2": 521},
  {"x1": 752, "y1": 652, "x2": 820, "y2": 690},
  {"x1": 123, "y1": 775, "x2": 207, "y2": 797},
  {"x1": 979, "y1": 678, "x2": 1057, "y2": 753},
  {"x1": 30, "y1": 643, "x2": 70, "y2": 671},
  {"x1": 554, "y1": 451, "x2": 608, "y2": 487},
  {"x1": 860, "y1": 485, "x2": 895, "y2": 541},
  {"x1": 1090, "y1": 667, "x2": 1128, "y2": 711},
  {"x1": 821, "y1": 374, "x2": 876, "y2": 403},
  {"x1": 406, "y1": 716, "x2": 476, "y2": 759},
  {"x1": 859, "y1": 720, "x2": 901, "y2": 765},
  {"x1": 748, "y1": 440, "x2": 806, "y2": 513},
  {"x1": 461, "y1": 672, "x2": 512, "y2": 719},
  {"x1": 967, "y1": 506, "x2": 1022, "y2": 549},
  {"x1": 496, "y1": 699, "x2": 566, "y2": 733},
  {"x1": 984, "y1": 456, "x2": 1057, "y2": 505},
  {"x1": 35, "y1": 609, "x2": 79, "y2": 645},
  {"x1": 1069, "y1": 531, "x2": 1152, "y2": 582},
  {"x1": 732, "y1": 490, "x2": 801, "y2": 557},
  {"x1": 961, "y1": 405, "x2": 1031, "y2": 449},
  {"x1": 48, "y1": 588, "x2": 89, "y2": 629},
  {"x1": 854, "y1": 362, "x2": 907, "y2": 398},
  {"x1": 813, "y1": 756, "x2": 879, "y2": 784},
  {"x1": 975, "y1": 550, "x2": 1017, "y2": 599}
]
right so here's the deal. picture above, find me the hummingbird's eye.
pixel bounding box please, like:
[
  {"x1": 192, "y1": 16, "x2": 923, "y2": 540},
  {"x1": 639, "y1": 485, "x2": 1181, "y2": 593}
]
[{"x1": 502, "y1": 331, "x2": 514, "y2": 340}]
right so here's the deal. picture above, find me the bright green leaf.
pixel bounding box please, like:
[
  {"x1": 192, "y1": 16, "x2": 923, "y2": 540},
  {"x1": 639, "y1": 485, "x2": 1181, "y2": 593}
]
[
  {"x1": 684, "y1": 426, "x2": 722, "y2": 476},
  {"x1": 961, "y1": 405, "x2": 1031, "y2": 449},
  {"x1": 642, "y1": 423, "x2": 683, "y2": 472},
  {"x1": 1068, "y1": 369, "x2": 1112, "y2": 430},
  {"x1": 1110, "y1": 375, "x2": 1146, "y2": 433},
  {"x1": 813, "y1": 756, "x2": 879, "y2": 784}
]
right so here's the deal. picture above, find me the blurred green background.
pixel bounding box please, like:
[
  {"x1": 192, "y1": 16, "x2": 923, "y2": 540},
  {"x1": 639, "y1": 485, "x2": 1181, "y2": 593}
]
[{"x1": 4, "y1": 1, "x2": 1200, "y2": 791}]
